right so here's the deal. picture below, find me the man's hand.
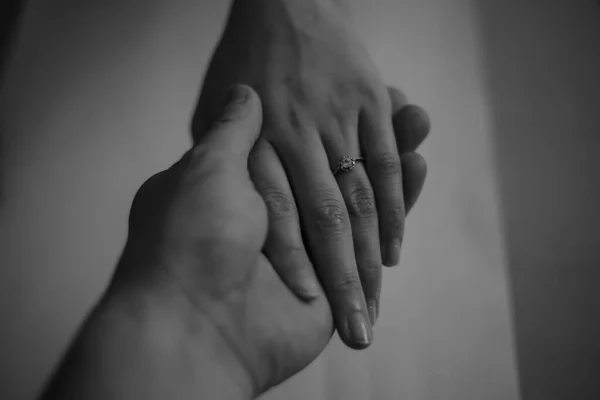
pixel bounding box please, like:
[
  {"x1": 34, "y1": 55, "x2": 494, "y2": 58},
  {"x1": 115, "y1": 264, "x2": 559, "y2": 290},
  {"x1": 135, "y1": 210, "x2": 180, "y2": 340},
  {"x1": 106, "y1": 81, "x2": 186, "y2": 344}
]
[
  {"x1": 41, "y1": 86, "x2": 336, "y2": 400},
  {"x1": 193, "y1": 0, "x2": 430, "y2": 348},
  {"x1": 116, "y1": 85, "x2": 333, "y2": 396}
]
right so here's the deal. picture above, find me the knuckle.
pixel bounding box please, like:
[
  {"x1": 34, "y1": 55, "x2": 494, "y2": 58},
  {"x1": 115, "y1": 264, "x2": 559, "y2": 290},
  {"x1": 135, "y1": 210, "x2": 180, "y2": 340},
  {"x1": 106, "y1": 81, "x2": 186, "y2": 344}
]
[
  {"x1": 387, "y1": 87, "x2": 409, "y2": 111},
  {"x1": 185, "y1": 146, "x2": 207, "y2": 165},
  {"x1": 283, "y1": 75, "x2": 310, "y2": 104},
  {"x1": 359, "y1": 79, "x2": 388, "y2": 110},
  {"x1": 335, "y1": 271, "x2": 362, "y2": 292},
  {"x1": 360, "y1": 263, "x2": 382, "y2": 295},
  {"x1": 345, "y1": 184, "x2": 377, "y2": 219},
  {"x1": 263, "y1": 187, "x2": 298, "y2": 220},
  {"x1": 314, "y1": 199, "x2": 348, "y2": 230},
  {"x1": 285, "y1": 245, "x2": 308, "y2": 261},
  {"x1": 287, "y1": 106, "x2": 306, "y2": 132},
  {"x1": 374, "y1": 152, "x2": 402, "y2": 177},
  {"x1": 213, "y1": 114, "x2": 236, "y2": 125},
  {"x1": 188, "y1": 146, "x2": 225, "y2": 170},
  {"x1": 357, "y1": 79, "x2": 381, "y2": 105},
  {"x1": 362, "y1": 262, "x2": 382, "y2": 280},
  {"x1": 268, "y1": 244, "x2": 306, "y2": 268},
  {"x1": 386, "y1": 205, "x2": 406, "y2": 235}
]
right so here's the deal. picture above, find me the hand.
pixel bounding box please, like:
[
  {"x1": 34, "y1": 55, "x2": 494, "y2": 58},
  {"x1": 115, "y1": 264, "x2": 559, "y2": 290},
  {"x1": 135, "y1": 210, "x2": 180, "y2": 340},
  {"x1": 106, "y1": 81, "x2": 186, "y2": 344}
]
[
  {"x1": 192, "y1": 0, "x2": 430, "y2": 348},
  {"x1": 117, "y1": 85, "x2": 333, "y2": 396}
]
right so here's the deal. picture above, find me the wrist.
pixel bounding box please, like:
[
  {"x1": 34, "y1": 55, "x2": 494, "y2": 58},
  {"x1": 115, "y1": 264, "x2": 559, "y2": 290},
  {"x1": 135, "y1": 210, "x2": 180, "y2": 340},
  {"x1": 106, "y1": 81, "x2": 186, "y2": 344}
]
[{"x1": 92, "y1": 284, "x2": 256, "y2": 400}]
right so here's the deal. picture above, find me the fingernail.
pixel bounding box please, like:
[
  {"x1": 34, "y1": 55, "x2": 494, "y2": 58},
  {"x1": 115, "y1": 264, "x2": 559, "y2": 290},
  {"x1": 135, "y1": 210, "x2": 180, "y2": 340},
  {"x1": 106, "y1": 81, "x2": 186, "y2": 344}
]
[
  {"x1": 367, "y1": 299, "x2": 378, "y2": 325},
  {"x1": 222, "y1": 85, "x2": 249, "y2": 109},
  {"x1": 383, "y1": 238, "x2": 401, "y2": 267},
  {"x1": 348, "y1": 311, "x2": 373, "y2": 347}
]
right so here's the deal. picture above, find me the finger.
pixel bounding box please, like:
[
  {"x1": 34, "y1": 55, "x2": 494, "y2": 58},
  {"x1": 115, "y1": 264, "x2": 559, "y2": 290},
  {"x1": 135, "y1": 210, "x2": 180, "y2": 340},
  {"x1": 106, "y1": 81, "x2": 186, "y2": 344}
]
[
  {"x1": 369, "y1": 153, "x2": 426, "y2": 326},
  {"x1": 394, "y1": 105, "x2": 431, "y2": 154},
  {"x1": 360, "y1": 97, "x2": 405, "y2": 268},
  {"x1": 198, "y1": 84, "x2": 262, "y2": 160},
  {"x1": 336, "y1": 161, "x2": 382, "y2": 326},
  {"x1": 277, "y1": 134, "x2": 373, "y2": 349},
  {"x1": 387, "y1": 86, "x2": 430, "y2": 224},
  {"x1": 401, "y1": 152, "x2": 428, "y2": 215},
  {"x1": 248, "y1": 138, "x2": 321, "y2": 301},
  {"x1": 387, "y1": 86, "x2": 431, "y2": 153},
  {"x1": 331, "y1": 117, "x2": 382, "y2": 326}
]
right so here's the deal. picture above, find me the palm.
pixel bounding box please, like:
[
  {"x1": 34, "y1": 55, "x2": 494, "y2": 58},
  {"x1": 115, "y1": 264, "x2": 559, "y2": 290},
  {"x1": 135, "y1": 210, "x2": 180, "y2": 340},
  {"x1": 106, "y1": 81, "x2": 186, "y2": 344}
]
[
  {"x1": 213, "y1": 253, "x2": 333, "y2": 392},
  {"x1": 127, "y1": 155, "x2": 334, "y2": 393}
]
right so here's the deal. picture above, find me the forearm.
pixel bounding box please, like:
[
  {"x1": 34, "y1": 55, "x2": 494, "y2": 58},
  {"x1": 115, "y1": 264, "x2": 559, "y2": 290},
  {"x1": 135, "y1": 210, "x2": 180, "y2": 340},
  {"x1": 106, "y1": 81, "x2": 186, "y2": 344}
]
[{"x1": 40, "y1": 285, "x2": 253, "y2": 400}]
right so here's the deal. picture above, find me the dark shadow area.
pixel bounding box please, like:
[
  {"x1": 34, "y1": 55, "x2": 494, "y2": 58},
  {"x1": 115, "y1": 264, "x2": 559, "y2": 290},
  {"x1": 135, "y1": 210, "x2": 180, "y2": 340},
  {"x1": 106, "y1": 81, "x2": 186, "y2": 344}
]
[
  {"x1": 0, "y1": 0, "x2": 23, "y2": 79},
  {"x1": 0, "y1": 0, "x2": 25, "y2": 205},
  {"x1": 477, "y1": 1, "x2": 600, "y2": 399}
]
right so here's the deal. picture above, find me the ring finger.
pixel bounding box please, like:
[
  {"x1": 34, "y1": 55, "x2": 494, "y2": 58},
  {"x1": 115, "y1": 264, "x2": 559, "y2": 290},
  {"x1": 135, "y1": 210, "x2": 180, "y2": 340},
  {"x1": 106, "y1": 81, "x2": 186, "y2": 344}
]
[
  {"x1": 332, "y1": 119, "x2": 382, "y2": 326},
  {"x1": 277, "y1": 129, "x2": 373, "y2": 350},
  {"x1": 335, "y1": 158, "x2": 382, "y2": 326}
]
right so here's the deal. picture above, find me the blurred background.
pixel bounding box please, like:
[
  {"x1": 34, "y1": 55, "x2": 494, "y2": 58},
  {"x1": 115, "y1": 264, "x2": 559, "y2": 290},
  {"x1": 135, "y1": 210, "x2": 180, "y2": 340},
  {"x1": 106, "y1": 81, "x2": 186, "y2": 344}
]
[{"x1": 0, "y1": 1, "x2": 598, "y2": 399}]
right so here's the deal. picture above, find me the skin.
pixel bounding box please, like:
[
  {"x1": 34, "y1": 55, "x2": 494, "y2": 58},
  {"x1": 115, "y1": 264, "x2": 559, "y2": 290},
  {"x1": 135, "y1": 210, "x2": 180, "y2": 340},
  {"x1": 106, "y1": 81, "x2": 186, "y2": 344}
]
[
  {"x1": 0, "y1": 0, "x2": 430, "y2": 348},
  {"x1": 43, "y1": 87, "x2": 333, "y2": 399},
  {"x1": 0, "y1": 0, "x2": 428, "y2": 354},
  {"x1": 192, "y1": 0, "x2": 430, "y2": 348},
  {"x1": 2, "y1": 5, "x2": 429, "y2": 398},
  {"x1": 40, "y1": 85, "x2": 428, "y2": 400}
]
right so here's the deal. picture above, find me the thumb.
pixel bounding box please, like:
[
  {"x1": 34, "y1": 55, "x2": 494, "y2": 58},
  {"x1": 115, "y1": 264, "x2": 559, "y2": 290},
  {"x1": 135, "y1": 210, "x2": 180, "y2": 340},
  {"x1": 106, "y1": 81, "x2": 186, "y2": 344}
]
[{"x1": 199, "y1": 84, "x2": 263, "y2": 160}]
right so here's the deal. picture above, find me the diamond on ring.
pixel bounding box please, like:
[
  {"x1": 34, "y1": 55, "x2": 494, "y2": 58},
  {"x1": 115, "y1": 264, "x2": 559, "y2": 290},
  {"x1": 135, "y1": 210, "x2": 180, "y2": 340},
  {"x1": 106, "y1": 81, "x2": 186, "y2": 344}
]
[
  {"x1": 339, "y1": 156, "x2": 356, "y2": 172},
  {"x1": 333, "y1": 156, "x2": 365, "y2": 175}
]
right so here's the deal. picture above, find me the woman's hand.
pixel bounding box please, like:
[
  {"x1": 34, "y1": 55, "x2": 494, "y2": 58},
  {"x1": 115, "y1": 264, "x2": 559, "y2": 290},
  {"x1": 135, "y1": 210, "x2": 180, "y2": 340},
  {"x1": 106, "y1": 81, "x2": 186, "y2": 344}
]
[{"x1": 192, "y1": 0, "x2": 430, "y2": 348}]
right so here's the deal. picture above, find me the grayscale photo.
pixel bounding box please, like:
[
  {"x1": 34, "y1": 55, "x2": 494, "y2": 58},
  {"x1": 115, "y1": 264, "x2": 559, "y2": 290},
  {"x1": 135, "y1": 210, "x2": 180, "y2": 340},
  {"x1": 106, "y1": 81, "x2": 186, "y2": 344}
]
[{"x1": 0, "y1": 1, "x2": 598, "y2": 399}]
